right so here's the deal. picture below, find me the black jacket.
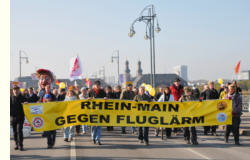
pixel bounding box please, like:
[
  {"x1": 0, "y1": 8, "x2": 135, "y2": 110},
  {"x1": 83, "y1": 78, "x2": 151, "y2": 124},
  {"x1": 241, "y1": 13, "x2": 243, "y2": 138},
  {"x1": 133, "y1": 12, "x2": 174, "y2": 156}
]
[
  {"x1": 114, "y1": 91, "x2": 121, "y2": 99},
  {"x1": 202, "y1": 88, "x2": 219, "y2": 100},
  {"x1": 106, "y1": 92, "x2": 116, "y2": 99},
  {"x1": 10, "y1": 94, "x2": 26, "y2": 120},
  {"x1": 57, "y1": 94, "x2": 66, "y2": 101},
  {"x1": 27, "y1": 94, "x2": 39, "y2": 103},
  {"x1": 89, "y1": 89, "x2": 106, "y2": 98}
]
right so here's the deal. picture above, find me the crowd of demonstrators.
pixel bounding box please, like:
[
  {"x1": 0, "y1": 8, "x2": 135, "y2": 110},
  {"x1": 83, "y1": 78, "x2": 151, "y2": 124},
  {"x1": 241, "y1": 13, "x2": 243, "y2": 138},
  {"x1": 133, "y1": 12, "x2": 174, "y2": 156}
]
[{"x1": 11, "y1": 71, "x2": 244, "y2": 150}]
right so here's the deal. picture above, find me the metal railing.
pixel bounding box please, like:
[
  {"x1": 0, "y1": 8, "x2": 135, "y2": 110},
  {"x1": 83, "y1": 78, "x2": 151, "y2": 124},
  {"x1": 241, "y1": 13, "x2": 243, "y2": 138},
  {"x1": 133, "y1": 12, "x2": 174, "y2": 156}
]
[{"x1": 242, "y1": 92, "x2": 250, "y2": 112}]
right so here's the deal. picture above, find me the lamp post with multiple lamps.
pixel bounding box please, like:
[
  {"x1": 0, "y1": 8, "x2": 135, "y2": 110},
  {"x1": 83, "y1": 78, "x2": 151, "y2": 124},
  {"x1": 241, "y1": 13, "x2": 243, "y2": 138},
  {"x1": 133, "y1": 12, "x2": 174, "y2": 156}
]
[
  {"x1": 19, "y1": 50, "x2": 29, "y2": 81},
  {"x1": 128, "y1": 4, "x2": 161, "y2": 88},
  {"x1": 111, "y1": 50, "x2": 120, "y2": 85}
]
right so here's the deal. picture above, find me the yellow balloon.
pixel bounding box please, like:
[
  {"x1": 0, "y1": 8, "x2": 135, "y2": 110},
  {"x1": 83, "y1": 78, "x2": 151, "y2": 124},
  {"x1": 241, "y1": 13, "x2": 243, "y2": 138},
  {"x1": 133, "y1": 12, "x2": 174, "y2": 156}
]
[
  {"x1": 20, "y1": 88, "x2": 24, "y2": 93},
  {"x1": 145, "y1": 84, "x2": 152, "y2": 91},
  {"x1": 141, "y1": 83, "x2": 146, "y2": 87},
  {"x1": 59, "y1": 82, "x2": 66, "y2": 89},
  {"x1": 218, "y1": 78, "x2": 223, "y2": 85},
  {"x1": 149, "y1": 87, "x2": 156, "y2": 97}
]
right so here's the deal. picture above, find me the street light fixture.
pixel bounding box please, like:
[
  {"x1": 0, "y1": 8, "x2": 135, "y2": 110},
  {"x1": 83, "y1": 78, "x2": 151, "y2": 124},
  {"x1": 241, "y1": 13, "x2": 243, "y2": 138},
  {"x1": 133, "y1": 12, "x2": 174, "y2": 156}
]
[
  {"x1": 128, "y1": 4, "x2": 161, "y2": 88},
  {"x1": 19, "y1": 50, "x2": 29, "y2": 81},
  {"x1": 111, "y1": 50, "x2": 120, "y2": 85}
]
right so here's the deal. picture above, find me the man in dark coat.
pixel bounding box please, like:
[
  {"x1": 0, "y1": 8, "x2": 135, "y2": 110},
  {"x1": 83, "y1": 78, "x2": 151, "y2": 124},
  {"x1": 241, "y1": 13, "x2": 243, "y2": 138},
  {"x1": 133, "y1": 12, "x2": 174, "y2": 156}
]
[
  {"x1": 202, "y1": 81, "x2": 219, "y2": 136},
  {"x1": 224, "y1": 84, "x2": 242, "y2": 145},
  {"x1": 105, "y1": 85, "x2": 115, "y2": 131},
  {"x1": 27, "y1": 87, "x2": 39, "y2": 103},
  {"x1": 10, "y1": 86, "x2": 27, "y2": 151},
  {"x1": 57, "y1": 88, "x2": 66, "y2": 101},
  {"x1": 120, "y1": 84, "x2": 135, "y2": 134},
  {"x1": 134, "y1": 86, "x2": 151, "y2": 146}
]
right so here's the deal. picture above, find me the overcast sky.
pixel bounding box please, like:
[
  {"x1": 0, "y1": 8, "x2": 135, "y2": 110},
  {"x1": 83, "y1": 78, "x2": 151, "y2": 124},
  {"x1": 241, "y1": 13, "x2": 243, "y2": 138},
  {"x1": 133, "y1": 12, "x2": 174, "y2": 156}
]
[{"x1": 10, "y1": 0, "x2": 250, "y2": 82}]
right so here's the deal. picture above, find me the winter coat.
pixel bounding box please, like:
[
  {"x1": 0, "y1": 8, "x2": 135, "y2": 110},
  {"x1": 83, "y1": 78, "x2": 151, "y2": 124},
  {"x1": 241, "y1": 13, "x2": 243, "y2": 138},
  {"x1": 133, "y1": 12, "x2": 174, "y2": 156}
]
[
  {"x1": 225, "y1": 92, "x2": 242, "y2": 117},
  {"x1": 158, "y1": 93, "x2": 174, "y2": 102},
  {"x1": 202, "y1": 88, "x2": 219, "y2": 100},
  {"x1": 27, "y1": 93, "x2": 39, "y2": 103},
  {"x1": 10, "y1": 94, "x2": 27, "y2": 120},
  {"x1": 88, "y1": 89, "x2": 106, "y2": 98},
  {"x1": 170, "y1": 84, "x2": 184, "y2": 101},
  {"x1": 134, "y1": 93, "x2": 151, "y2": 102},
  {"x1": 120, "y1": 90, "x2": 135, "y2": 100}
]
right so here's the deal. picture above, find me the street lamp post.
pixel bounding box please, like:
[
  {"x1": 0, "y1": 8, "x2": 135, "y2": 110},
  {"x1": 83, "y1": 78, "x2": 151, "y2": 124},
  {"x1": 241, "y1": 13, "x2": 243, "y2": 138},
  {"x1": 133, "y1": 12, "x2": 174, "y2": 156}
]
[
  {"x1": 128, "y1": 4, "x2": 161, "y2": 88},
  {"x1": 19, "y1": 50, "x2": 29, "y2": 82},
  {"x1": 111, "y1": 50, "x2": 120, "y2": 85}
]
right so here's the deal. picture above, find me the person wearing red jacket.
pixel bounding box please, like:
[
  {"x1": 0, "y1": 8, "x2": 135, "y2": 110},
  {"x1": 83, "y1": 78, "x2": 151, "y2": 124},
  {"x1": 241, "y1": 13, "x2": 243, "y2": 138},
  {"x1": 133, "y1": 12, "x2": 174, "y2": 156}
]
[
  {"x1": 170, "y1": 78, "x2": 184, "y2": 101},
  {"x1": 170, "y1": 78, "x2": 184, "y2": 136}
]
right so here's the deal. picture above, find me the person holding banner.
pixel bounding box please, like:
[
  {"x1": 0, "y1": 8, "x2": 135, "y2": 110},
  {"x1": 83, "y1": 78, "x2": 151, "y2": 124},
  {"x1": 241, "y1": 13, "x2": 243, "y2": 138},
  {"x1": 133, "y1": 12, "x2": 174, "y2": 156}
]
[
  {"x1": 35, "y1": 69, "x2": 57, "y2": 148},
  {"x1": 88, "y1": 80, "x2": 106, "y2": 145},
  {"x1": 120, "y1": 83, "x2": 135, "y2": 134},
  {"x1": 179, "y1": 87, "x2": 198, "y2": 145},
  {"x1": 10, "y1": 86, "x2": 27, "y2": 151},
  {"x1": 224, "y1": 84, "x2": 242, "y2": 145},
  {"x1": 134, "y1": 86, "x2": 151, "y2": 146},
  {"x1": 157, "y1": 86, "x2": 174, "y2": 139},
  {"x1": 79, "y1": 87, "x2": 89, "y2": 134},
  {"x1": 43, "y1": 84, "x2": 57, "y2": 148},
  {"x1": 202, "y1": 81, "x2": 219, "y2": 136},
  {"x1": 170, "y1": 78, "x2": 184, "y2": 136},
  {"x1": 63, "y1": 88, "x2": 78, "y2": 142},
  {"x1": 105, "y1": 85, "x2": 115, "y2": 131}
]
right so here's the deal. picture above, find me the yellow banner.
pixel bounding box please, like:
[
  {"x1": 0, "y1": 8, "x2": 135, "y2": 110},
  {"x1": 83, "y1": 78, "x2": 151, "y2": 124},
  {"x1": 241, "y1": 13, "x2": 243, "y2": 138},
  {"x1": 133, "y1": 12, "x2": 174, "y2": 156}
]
[{"x1": 23, "y1": 99, "x2": 232, "y2": 132}]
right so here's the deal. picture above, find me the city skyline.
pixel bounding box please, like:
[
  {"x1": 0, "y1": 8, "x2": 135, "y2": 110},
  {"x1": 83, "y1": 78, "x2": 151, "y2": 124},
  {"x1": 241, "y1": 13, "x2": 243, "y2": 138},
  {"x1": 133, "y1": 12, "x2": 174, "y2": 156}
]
[{"x1": 11, "y1": 0, "x2": 250, "y2": 81}]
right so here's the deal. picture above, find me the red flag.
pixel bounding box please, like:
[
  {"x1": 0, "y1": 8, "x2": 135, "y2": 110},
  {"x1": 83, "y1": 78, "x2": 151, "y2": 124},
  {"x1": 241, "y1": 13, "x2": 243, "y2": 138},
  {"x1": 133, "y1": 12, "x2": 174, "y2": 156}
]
[
  {"x1": 234, "y1": 60, "x2": 241, "y2": 75},
  {"x1": 56, "y1": 80, "x2": 60, "y2": 85}
]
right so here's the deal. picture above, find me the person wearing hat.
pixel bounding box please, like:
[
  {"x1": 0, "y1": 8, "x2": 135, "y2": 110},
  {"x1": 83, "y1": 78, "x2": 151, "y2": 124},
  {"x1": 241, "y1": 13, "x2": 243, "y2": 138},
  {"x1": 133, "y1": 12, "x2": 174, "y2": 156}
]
[
  {"x1": 170, "y1": 78, "x2": 184, "y2": 101},
  {"x1": 36, "y1": 69, "x2": 54, "y2": 102},
  {"x1": 10, "y1": 86, "x2": 27, "y2": 151},
  {"x1": 170, "y1": 78, "x2": 184, "y2": 136},
  {"x1": 120, "y1": 83, "x2": 136, "y2": 134},
  {"x1": 36, "y1": 69, "x2": 57, "y2": 148},
  {"x1": 179, "y1": 86, "x2": 198, "y2": 145},
  {"x1": 88, "y1": 80, "x2": 107, "y2": 145}
]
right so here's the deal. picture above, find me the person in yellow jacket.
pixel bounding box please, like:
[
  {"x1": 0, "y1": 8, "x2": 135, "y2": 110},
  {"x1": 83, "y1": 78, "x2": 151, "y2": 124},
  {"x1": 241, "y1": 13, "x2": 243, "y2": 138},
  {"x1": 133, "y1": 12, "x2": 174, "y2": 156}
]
[{"x1": 219, "y1": 87, "x2": 229, "y2": 99}]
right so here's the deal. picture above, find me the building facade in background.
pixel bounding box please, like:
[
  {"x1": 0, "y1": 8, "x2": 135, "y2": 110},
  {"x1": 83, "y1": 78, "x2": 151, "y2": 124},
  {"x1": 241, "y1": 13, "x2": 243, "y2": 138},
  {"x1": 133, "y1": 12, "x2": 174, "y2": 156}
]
[
  {"x1": 173, "y1": 65, "x2": 188, "y2": 82},
  {"x1": 238, "y1": 70, "x2": 250, "y2": 80}
]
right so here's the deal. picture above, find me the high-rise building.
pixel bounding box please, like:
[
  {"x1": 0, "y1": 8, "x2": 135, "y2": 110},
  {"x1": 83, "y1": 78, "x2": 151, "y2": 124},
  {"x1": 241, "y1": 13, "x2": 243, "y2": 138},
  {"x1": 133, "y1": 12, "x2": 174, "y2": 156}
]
[
  {"x1": 173, "y1": 65, "x2": 188, "y2": 81},
  {"x1": 238, "y1": 70, "x2": 250, "y2": 80}
]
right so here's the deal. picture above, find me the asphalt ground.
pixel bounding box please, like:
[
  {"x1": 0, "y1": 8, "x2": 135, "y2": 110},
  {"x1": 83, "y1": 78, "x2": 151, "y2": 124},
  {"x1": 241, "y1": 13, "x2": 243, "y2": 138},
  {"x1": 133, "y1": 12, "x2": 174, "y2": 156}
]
[{"x1": 11, "y1": 126, "x2": 250, "y2": 160}]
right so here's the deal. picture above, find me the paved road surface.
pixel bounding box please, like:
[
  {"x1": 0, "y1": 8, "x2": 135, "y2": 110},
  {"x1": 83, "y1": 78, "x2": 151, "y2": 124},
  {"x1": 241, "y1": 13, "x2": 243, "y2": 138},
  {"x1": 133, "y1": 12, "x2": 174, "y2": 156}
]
[{"x1": 11, "y1": 126, "x2": 250, "y2": 160}]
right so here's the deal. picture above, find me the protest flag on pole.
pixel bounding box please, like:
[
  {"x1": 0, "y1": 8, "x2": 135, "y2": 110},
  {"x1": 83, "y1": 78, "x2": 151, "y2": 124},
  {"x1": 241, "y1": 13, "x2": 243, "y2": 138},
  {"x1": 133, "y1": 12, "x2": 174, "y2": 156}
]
[
  {"x1": 69, "y1": 56, "x2": 83, "y2": 81},
  {"x1": 234, "y1": 60, "x2": 241, "y2": 75}
]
